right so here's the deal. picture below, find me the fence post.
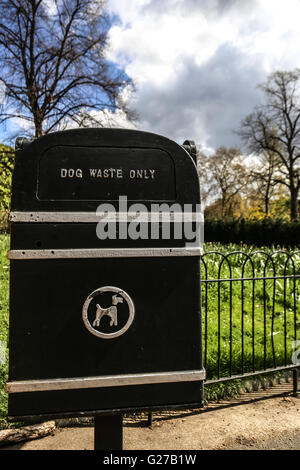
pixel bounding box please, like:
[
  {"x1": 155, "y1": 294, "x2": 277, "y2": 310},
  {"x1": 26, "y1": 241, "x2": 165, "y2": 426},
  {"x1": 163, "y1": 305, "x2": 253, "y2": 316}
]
[{"x1": 293, "y1": 368, "x2": 299, "y2": 396}]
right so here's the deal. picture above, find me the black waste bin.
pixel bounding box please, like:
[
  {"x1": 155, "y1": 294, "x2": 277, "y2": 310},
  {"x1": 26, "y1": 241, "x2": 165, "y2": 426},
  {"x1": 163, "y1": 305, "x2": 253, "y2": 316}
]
[{"x1": 6, "y1": 128, "x2": 205, "y2": 421}]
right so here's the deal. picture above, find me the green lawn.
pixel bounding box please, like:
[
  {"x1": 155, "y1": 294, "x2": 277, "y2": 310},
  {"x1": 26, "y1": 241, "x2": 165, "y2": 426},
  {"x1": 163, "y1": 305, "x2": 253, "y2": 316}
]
[{"x1": 0, "y1": 235, "x2": 299, "y2": 428}]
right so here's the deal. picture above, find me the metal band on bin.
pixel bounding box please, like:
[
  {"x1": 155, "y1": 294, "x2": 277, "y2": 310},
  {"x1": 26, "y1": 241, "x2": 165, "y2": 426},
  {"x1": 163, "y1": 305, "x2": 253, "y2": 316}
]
[
  {"x1": 9, "y1": 211, "x2": 203, "y2": 223},
  {"x1": 6, "y1": 369, "x2": 206, "y2": 393},
  {"x1": 8, "y1": 247, "x2": 202, "y2": 260}
]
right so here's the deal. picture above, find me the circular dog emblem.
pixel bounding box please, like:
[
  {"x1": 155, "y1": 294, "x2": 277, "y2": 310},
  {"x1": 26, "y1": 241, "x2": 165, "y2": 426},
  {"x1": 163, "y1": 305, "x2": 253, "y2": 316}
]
[{"x1": 82, "y1": 286, "x2": 135, "y2": 339}]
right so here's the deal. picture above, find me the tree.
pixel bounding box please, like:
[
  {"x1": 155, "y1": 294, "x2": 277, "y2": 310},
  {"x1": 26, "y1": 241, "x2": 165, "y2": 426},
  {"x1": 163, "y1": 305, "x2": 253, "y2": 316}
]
[
  {"x1": 247, "y1": 150, "x2": 281, "y2": 217},
  {"x1": 0, "y1": 143, "x2": 14, "y2": 210},
  {"x1": 239, "y1": 70, "x2": 300, "y2": 220},
  {"x1": 0, "y1": 0, "x2": 135, "y2": 138},
  {"x1": 200, "y1": 146, "x2": 248, "y2": 218}
]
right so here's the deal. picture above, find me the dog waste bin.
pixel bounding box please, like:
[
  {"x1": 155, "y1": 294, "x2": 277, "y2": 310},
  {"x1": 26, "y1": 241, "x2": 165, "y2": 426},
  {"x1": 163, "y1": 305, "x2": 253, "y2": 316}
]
[{"x1": 6, "y1": 128, "x2": 205, "y2": 422}]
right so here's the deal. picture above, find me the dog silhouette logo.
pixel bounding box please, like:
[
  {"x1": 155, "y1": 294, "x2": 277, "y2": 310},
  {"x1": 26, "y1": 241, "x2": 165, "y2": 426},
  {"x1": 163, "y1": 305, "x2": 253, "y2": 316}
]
[
  {"x1": 92, "y1": 295, "x2": 124, "y2": 328},
  {"x1": 82, "y1": 286, "x2": 135, "y2": 339}
]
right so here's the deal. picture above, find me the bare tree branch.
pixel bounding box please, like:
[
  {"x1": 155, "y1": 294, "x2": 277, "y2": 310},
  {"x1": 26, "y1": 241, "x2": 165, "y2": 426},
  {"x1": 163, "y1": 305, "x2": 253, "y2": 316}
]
[
  {"x1": 0, "y1": 0, "x2": 136, "y2": 138},
  {"x1": 238, "y1": 70, "x2": 300, "y2": 220},
  {"x1": 200, "y1": 146, "x2": 248, "y2": 218}
]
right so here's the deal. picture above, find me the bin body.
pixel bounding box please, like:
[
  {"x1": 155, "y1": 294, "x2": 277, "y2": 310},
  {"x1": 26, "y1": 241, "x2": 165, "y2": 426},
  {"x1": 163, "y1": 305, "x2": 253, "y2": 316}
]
[{"x1": 7, "y1": 128, "x2": 204, "y2": 420}]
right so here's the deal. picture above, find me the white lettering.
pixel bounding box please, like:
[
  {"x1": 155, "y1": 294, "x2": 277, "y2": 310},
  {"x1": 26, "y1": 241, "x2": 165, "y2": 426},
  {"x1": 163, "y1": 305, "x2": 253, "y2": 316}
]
[
  {"x1": 90, "y1": 168, "x2": 123, "y2": 178},
  {"x1": 60, "y1": 168, "x2": 82, "y2": 178},
  {"x1": 61, "y1": 167, "x2": 155, "y2": 179},
  {"x1": 129, "y1": 169, "x2": 155, "y2": 179},
  {"x1": 103, "y1": 454, "x2": 138, "y2": 467}
]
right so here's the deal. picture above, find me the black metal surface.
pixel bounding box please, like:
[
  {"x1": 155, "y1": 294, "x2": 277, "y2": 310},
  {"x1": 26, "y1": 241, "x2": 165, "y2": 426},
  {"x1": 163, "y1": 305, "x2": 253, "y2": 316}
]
[
  {"x1": 10, "y1": 222, "x2": 195, "y2": 249},
  {"x1": 7, "y1": 400, "x2": 204, "y2": 424},
  {"x1": 8, "y1": 382, "x2": 203, "y2": 418},
  {"x1": 8, "y1": 128, "x2": 203, "y2": 421},
  {"x1": 38, "y1": 146, "x2": 176, "y2": 201},
  {"x1": 9, "y1": 257, "x2": 201, "y2": 381}
]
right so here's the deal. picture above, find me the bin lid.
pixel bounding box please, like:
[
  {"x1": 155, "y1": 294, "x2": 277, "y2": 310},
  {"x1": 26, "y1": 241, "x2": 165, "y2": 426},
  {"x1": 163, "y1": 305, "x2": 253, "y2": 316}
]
[{"x1": 11, "y1": 128, "x2": 200, "y2": 213}]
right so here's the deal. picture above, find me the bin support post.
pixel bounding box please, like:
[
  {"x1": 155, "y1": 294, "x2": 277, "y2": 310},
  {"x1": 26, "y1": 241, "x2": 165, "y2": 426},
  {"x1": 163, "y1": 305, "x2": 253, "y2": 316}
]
[{"x1": 94, "y1": 414, "x2": 123, "y2": 450}]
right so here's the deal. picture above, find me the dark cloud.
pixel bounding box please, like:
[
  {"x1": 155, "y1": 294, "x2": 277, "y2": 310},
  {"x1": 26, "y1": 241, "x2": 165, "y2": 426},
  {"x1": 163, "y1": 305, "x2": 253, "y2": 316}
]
[
  {"x1": 141, "y1": 0, "x2": 259, "y2": 20},
  {"x1": 109, "y1": 0, "x2": 300, "y2": 152},
  {"x1": 135, "y1": 43, "x2": 265, "y2": 149}
]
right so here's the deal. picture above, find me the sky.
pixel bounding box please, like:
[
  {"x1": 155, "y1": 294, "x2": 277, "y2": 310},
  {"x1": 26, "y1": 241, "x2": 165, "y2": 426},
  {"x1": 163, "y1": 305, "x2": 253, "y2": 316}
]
[
  {"x1": 105, "y1": 0, "x2": 300, "y2": 154},
  {"x1": 2, "y1": 0, "x2": 300, "y2": 154}
]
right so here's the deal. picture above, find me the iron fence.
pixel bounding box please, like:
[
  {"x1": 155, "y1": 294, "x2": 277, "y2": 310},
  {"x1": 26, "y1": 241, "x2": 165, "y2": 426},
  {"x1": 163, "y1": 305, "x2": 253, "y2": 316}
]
[{"x1": 201, "y1": 250, "x2": 300, "y2": 391}]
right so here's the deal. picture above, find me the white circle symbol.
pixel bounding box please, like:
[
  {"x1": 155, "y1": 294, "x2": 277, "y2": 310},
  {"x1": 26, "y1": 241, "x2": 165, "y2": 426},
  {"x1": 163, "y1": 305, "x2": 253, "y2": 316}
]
[{"x1": 82, "y1": 286, "x2": 135, "y2": 339}]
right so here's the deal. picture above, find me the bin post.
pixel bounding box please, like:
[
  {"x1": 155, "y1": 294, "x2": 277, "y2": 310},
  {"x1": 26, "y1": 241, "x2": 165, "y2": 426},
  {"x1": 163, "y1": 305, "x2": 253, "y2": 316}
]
[{"x1": 94, "y1": 414, "x2": 123, "y2": 450}]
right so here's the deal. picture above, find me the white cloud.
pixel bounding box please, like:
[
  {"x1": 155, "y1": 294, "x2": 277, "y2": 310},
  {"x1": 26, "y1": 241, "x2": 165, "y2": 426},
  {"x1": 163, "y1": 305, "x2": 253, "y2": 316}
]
[
  {"x1": 107, "y1": 0, "x2": 300, "y2": 150},
  {"x1": 42, "y1": 0, "x2": 58, "y2": 16}
]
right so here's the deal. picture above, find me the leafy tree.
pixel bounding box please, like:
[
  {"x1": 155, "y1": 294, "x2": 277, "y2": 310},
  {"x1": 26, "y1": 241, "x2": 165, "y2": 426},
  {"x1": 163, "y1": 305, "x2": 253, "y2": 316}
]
[
  {"x1": 200, "y1": 146, "x2": 248, "y2": 218},
  {"x1": 239, "y1": 70, "x2": 300, "y2": 220},
  {"x1": 0, "y1": 0, "x2": 135, "y2": 138}
]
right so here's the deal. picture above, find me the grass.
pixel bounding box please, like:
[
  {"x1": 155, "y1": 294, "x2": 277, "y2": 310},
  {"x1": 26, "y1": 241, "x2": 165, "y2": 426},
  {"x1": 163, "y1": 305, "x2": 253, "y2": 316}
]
[{"x1": 0, "y1": 236, "x2": 299, "y2": 428}]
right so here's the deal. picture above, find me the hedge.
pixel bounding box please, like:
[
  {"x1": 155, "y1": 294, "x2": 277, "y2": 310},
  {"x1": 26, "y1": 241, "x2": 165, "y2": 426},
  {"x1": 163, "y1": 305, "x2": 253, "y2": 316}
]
[
  {"x1": 0, "y1": 213, "x2": 299, "y2": 247},
  {"x1": 204, "y1": 218, "x2": 300, "y2": 247}
]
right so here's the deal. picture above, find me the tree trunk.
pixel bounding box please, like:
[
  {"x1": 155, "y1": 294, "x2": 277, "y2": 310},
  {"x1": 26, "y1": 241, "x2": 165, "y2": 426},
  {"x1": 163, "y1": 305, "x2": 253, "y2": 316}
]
[
  {"x1": 265, "y1": 185, "x2": 270, "y2": 216},
  {"x1": 290, "y1": 185, "x2": 299, "y2": 221},
  {"x1": 0, "y1": 421, "x2": 56, "y2": 446},
  {"x1": 35, "y1": 119, "x2": 43, "y2": 138}
]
